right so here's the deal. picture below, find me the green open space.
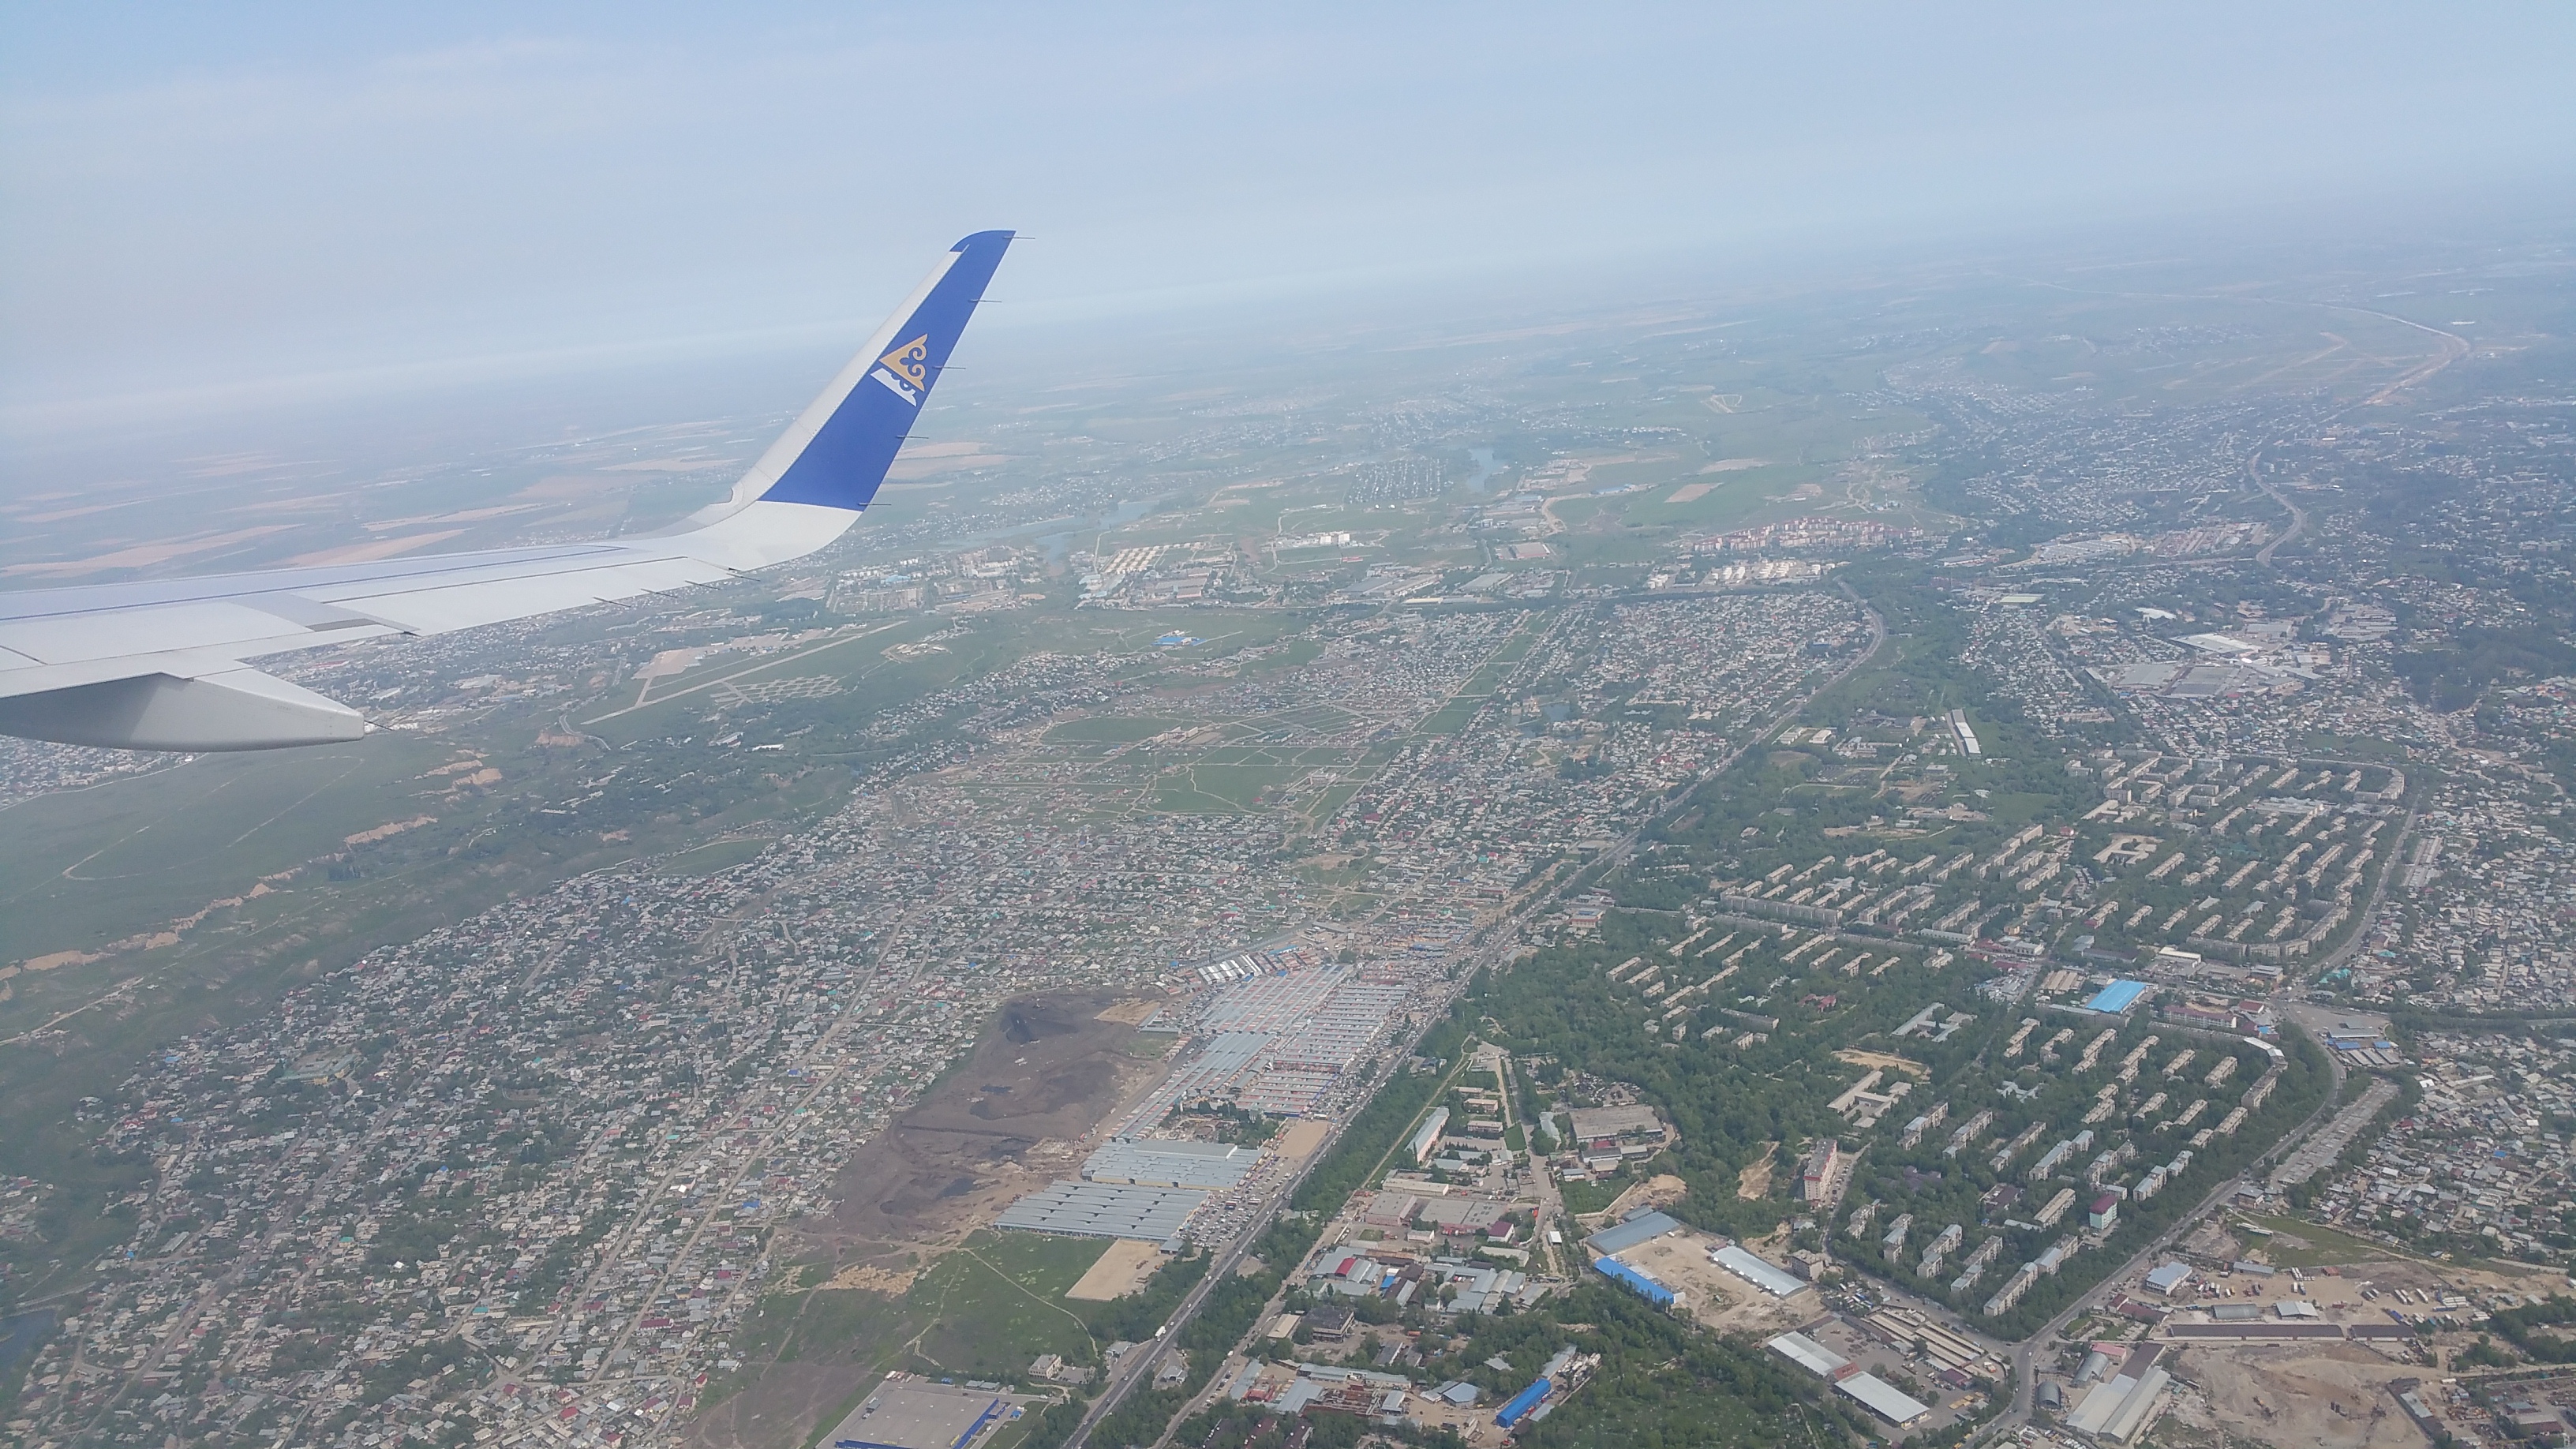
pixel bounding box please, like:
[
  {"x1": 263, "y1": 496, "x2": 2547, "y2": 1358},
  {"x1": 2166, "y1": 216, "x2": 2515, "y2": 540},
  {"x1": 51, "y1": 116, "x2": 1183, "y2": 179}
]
[
  {"x1": 1045, "y1": 715, "x2": 1182, "y2": 743},
  {"x1": 648, "y1": 836, "x2": 775, "y2": 876},
  {"x1": 1150, "y1": 762, "x2": 1311, "y2": 814},
  {"x1": 1245, "y1": 702, "x2": 1353, "y2": 735},
  {"x1": 1608, "y1": 466, "x2": 1803, "y2": 532},
  {"x1": 2230, "y1": 1212, "x2": 2421, "y2": 1269},
  {"x1": 0, "y1": 731, "x2": 466, "y2": 963},
  {"x1": 1410, "y1": 612, "x2": 1541, "y2": 736},
  {"x1": 1300, "y1": 743, "x2": 1397, "y2": 826},
  {"x1": 717, "y1": 1230, "x2": 1114, "y2": 1444},
  {"x1": 1237, "y1": 638, "x2": 1326, "y2": 675},
  {"x1": 718, "y1": 1230, "x2": 1263, "y2": 1449}
]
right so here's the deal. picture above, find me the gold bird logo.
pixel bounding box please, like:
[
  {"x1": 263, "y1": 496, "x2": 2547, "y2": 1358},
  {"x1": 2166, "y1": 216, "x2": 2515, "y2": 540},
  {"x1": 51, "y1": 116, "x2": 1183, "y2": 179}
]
[{"x1": 877, "y1": 335, "x2": 932, "y2": 391}]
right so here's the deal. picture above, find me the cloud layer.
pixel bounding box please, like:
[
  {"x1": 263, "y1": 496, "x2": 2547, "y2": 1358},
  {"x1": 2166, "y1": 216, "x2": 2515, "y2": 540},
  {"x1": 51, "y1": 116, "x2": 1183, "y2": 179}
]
[{"x1": 4, "y1": 2, "x2": 2570, "y2": 421}]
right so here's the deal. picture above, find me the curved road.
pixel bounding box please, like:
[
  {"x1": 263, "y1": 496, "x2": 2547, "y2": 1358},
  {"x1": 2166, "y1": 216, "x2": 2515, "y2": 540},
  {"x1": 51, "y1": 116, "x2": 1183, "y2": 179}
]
[{"x1": 2248, "y1": 308, "x2": 2467, "y2": 567}]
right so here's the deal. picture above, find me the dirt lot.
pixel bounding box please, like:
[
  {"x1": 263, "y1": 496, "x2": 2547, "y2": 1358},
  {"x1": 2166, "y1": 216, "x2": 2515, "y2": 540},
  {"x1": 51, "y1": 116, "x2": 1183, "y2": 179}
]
[
  {"x1": 687, "y1": 992, "x2": 1165, "y2": 1449},
  {"x1": 2162, "y1": 1342, "x2": 2430, "y2": 1449},
  {"x1": 1735, "y1": 1148, "x2": 1777, "y2": 1200},
  {"x1": 1066, "y1": 1238, "x2": 1164, "y2": 1301},
  {"x1": 1597, "y1": 1172, "x2": 1689, "y2": 1224},
  {"x1": 1272, "y1": 1119, "x2": 1332, "y2": 1160},
  {"x1": 795, "y1": 990, "x2": 1172, "y2": 1279},
  {"x1": 1092, "y1": 997, "x2": 1166, "y2": 1025},
  {"x1": 1833, "y1": 1048, "x2": 1930, "y2": 1077},
  {"x1": 2172, "y1": 1219, "x2": 2576, "y2": 1320},
  {"x1": 1609, "y1": 1230, "x2": 1815, "y2": 1337}
]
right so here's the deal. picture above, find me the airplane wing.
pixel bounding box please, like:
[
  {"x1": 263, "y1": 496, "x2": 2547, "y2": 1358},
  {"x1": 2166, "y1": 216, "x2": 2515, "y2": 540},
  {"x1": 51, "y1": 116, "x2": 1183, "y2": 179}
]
[{"x1": 0, "y1": 230, "x2": 1015, "y2": 752}]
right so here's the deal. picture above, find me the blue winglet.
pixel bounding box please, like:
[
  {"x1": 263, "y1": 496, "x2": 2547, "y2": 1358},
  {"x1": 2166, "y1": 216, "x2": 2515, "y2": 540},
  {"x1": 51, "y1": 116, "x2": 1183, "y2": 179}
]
[{"x1": 757, "y1": 230, "x2": 1015, "y2": 510}]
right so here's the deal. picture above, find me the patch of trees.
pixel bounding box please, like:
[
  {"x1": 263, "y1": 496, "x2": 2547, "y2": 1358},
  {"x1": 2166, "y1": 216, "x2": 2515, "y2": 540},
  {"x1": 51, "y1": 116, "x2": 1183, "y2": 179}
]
[{"x1": 2488, "y1": 1296, "x2": 2576, "y2": 1365}]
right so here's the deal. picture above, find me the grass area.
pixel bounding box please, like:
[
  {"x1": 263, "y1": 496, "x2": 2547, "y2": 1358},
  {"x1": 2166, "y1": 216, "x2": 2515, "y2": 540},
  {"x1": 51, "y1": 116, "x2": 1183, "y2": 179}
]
[
  {"x1": 1189, "y1": 745, "x2": 1345, "y2": 769},
  {"x1": 1559, "y1": 1176, "x2": 1631, "y2": 1217},
  {"x1": 1150, "y1": 763, "x2": 1307, "y2": 813},
  {"x1": 1414, "y1": 695, "x2": 1488, "y2": 737},
  {"x1": 649, "y1": 836, "x2": 773, "y2": 876},
  {"x1": 0, "y1": 731, "x2": 466, "y2": 964},
  {"x1": 1240, "y1": 638, "x2": 1325, "y2": 673},
  {"x1": 2232, "y1": 1212, "x2": 2420, "y2": 1268},
  {"x1": 908, "y1": 1233, "x2": 1108, "y2": 1369},
  {"x1": 1045, "y1": 716, "x2": 1181, "y2": 743},
  {"x1": 1248, "y1": 703, "x2": 1354, "y2": 736},
  {"x1": 721, "y1": 1229, "x2": 1110, "y2": 1443},
  {"x1": 1301, "y1": 743, "x2": 1397, "y2": 828},
  {"x1": 1612, "y1": 464, "x2": 1810, "y2": 532},
  {"x1": 1413, "y1": 612, "x2": 1541, "y2": 737},
  {"x1": 2298, "y1": 731, "x2": 2416, "y2": 764},
  {"x1": 1556, "y1": 531, "x2": 1673, "y2": 568}
]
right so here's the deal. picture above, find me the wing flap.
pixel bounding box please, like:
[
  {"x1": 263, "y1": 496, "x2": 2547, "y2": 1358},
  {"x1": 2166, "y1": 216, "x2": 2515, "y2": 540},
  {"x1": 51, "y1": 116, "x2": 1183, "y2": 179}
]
[
  {"x1": 0, "y1": 662, "x2": 367, "y2": 751},
  {"x1": 3, "y1": 600, "x2": 325, "y2": 667}
]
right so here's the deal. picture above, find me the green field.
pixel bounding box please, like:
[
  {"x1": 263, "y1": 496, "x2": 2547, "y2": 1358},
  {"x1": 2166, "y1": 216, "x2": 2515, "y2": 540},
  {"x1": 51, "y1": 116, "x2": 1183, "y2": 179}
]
[
  {"x1": 2231, "y1": 1212, "x2": 2421, "y2": 1269},
  {"x1": 1045, "y1": 716, "x2": 1181, "y2": 743},
  {"x1": 1413, "y1": 612, "x2": 1541, "y2": 736},
  {"x1": 906, "y1": 1234, "x2": 1110, "y2": 1368},
  {"x1": 725, "y1": 1231, "x2": 1109, "y2": 1410},
  {"x1": 0, "y1": 731, "x2": 466, "y2": 962},
  {"x1": 650, "y1": 836, "x2": 775, "y2": 875},
  {"x1": 706, "y1": 1230, "x2": 1245, "y2": 1449},
  {"x1": 1150, "y1": 762, "x2": 1309, "y2": 813}
]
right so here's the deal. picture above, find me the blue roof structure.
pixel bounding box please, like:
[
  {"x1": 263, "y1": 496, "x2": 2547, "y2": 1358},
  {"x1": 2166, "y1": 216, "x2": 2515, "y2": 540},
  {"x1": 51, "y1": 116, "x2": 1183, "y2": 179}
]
[
  {"x1": 2085, "y1": 979, "x2": 2151, "y2": 1013},
  {"x1": 1496, "y1": 1378, "x2": 1552, "y2": 1427},
  {"x1": 1592, "y1": 1256, "x2": 1676, "y2": 1307}
]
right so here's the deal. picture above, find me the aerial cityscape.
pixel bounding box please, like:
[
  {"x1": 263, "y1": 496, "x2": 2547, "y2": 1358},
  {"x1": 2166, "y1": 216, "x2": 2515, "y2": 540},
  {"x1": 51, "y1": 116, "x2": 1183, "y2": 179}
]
[
  {"x1": 3, "y1": 9, "x2": 2574, "y2": 1449},
  {"x1": 3, "y1": 225, "x2": 2572, "y2": 1449}
]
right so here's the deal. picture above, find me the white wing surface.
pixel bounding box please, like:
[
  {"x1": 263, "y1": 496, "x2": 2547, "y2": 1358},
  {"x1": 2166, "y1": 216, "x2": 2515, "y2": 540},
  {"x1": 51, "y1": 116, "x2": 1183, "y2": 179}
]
[{"x1": 0, "y1": 230, "x2": 1015, "y2": 751}]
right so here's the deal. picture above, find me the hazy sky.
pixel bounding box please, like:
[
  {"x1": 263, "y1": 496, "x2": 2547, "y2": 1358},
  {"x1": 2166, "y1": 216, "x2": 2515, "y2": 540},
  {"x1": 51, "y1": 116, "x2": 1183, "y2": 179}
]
[{"x1": 4, "y1": 2, "x2": 2570, "y2": 430}]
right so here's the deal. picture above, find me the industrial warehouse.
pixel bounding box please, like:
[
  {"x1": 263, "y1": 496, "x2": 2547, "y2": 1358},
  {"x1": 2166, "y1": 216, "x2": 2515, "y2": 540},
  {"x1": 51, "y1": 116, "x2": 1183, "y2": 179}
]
[
  {"x1": 992, "y1": 960, "x2": 1421, "y2": 1245},
  {"x1": 1079, "y1": 1140, "x2": 1259, "y2": 1190},
  {"x1": 991, "y1": 1181, "x2": 1207, "y2": 1242},
  {"x1": 821, "y1": 1376, "x2": 1028, "y2": 1449},
  {"x1": 1765, "y1": 1332, "x2": 1934, "y2": 1428}
]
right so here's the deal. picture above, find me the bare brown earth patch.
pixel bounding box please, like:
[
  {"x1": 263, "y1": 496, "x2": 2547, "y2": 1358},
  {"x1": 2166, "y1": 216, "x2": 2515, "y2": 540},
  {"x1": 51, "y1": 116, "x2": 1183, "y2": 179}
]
[
  {"x1": 684, "y1": 991, "x2": 1163, "y2": 1449},
  {"x1": 2164, "y1": 1343, "x2": 2428, "y2": 1449},
  {"x1": 1735, "y1": 1146, "x2": 1779, "y2": 1200},
  {"x1": 1064, "y1": 1238, "x2": 1165, "y2": 1301},
  {"x1": 821, "y1": 1263, "x2": 918, "y2": 1294},
  {"x1": 1832, "y1": 1048, "x2": 1930, "y2": 1077},
  {"x1": 1599, "y1": 1172, "x2": 1690, "y2": 1222},
  {"x1": 1271, "y1": 1119, "x2": 1331, "y2": 1161},
  {"x1": 794, "y1": 990, "x2": 1166, "y2": 1278}
]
